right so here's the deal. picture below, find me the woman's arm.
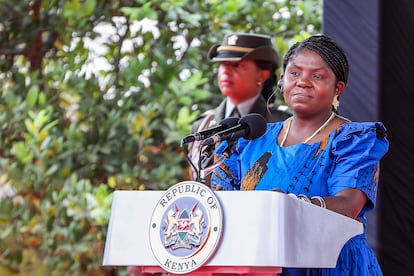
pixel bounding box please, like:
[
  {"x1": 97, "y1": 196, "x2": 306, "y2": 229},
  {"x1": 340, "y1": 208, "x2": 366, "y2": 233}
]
[{"x1": 312, "y1": 188, "x2": 367, "y2": 219}]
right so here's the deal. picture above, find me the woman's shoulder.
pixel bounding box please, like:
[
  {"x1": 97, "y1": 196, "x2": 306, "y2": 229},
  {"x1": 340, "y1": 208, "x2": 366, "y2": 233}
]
[
  {"x1": 267, "y1": 120, "x2": 285, "y2": 129},
  {"x1": 236, "y1": 121, "x2": 284, "y2": 150},
  {"x1": 337, "y1": 121, "x2": 387, "y2": 138},
  {"x1": 262, "y1": 121, "x2": 285, "y2": 138},
  {"x1": 332, "y1": 121, "x2": 389, "y2": 157}
]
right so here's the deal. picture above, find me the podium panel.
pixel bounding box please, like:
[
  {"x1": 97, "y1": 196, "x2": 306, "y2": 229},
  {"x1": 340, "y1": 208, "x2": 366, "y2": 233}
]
[{"x1": 103, "y1": 190, "x2": 363, "y2": 274}]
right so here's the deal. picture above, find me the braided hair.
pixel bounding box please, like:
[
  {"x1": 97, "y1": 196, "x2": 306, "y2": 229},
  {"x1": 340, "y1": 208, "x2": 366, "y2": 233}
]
[{"x1": 282, "y1": 34, "x2": 349, "y2": 84}]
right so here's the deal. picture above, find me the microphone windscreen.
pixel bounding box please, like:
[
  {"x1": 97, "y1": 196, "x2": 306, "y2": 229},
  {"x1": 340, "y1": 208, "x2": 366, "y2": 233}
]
[{"x1": 238, "y1": 113, "x2": 266, "y2": 140}]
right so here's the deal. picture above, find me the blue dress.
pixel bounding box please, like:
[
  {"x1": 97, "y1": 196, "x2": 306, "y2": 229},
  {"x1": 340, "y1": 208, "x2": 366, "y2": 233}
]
[{"x1": 211, "y1": 121, "x2": 389, "y2": 276}]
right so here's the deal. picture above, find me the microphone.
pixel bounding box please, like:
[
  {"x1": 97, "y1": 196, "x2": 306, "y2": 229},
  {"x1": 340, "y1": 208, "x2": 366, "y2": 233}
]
[
  {"x1": 181, "y1": 116, "x2": 239, "y2": 144},
  {"x1": 200, "y1": 113, "x2": 266, "y2": 146}
]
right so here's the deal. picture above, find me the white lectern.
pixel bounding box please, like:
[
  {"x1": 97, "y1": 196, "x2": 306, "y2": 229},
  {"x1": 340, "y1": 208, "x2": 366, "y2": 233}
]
[{"x1": 103, "y1": 190, "x2": 363, "y2": 275}]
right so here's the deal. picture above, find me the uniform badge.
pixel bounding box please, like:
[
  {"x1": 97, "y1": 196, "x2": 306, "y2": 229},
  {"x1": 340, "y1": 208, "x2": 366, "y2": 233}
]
[
  {"x1": 227, "y1": 34, "x2": 238, "y2": 45},
  {"x1": 149, "y1": 181, "x2": 223, "y2": 274}
]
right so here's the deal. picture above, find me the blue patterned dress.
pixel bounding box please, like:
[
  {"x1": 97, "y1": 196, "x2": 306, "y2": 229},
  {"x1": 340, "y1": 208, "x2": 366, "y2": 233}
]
[{"x1": 211, "y1": 121, "x2": 389, "y2": 276}]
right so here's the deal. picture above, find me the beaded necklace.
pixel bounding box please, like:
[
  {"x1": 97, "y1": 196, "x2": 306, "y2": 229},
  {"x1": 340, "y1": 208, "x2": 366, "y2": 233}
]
[{"x1": 280, "y1": 112, "x2": 335, "y2": 146}]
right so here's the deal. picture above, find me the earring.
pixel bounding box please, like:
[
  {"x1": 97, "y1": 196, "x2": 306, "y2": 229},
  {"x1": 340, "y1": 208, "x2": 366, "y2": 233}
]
[
  {"x1": 332, "y1": 95, "x2": 340, "y2": 110},
  {"x1": 257, "y1": 81, "x2": 262, "y2": 86}
]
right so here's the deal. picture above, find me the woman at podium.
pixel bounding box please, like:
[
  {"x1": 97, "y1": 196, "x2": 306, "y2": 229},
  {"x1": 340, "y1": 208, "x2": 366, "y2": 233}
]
[{"x1": 211, "y1": 34, "x2": 389, "y2": 275}]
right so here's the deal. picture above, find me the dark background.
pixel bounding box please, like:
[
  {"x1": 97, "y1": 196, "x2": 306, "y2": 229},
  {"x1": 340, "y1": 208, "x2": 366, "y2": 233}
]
[{"x1": 323, "y1": 0, "x2": 414, "y2": 274}]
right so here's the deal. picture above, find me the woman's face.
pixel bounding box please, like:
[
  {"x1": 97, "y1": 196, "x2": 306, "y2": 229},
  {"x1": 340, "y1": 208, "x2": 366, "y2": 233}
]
[
  {"x1": 217, "y1": 60, "x2": 267, "y2": 104},
  {"x1": 282, "y1": 49, "x2": 344, "y2": 116}
]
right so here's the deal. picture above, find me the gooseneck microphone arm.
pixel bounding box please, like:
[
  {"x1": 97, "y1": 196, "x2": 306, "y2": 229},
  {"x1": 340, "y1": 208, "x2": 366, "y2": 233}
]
[
  {"x1": 199, "y1": 114, "x2": 267, "y2": 179},
  {"x1": 181, "y1": 114, "x2": 266, "y2": 184},
  {"x1": 180, "y1": 117, "x2": 240, "y2": 183},
  {"x1": 181, "y1": 117, "x2": 239, "y2": 144},
  {"x1": 201, "y1": 113, "x2": 267, "y2": 146}
]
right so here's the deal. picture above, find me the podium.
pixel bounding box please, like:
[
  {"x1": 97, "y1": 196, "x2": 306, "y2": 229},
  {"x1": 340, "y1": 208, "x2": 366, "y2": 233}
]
[{"x1": 103, "y1": 189, "x2": 363, "y2": 275}]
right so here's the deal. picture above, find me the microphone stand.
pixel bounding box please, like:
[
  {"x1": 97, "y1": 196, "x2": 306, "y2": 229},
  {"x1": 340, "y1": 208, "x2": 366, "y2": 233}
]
[
  {"x1": 199, "y1": 142, "x2": 235, "y2": 179},
  {"x1": 180, "y1": 139, "x2": 202, "y2": 182},
  {"x1": 197, "y1": 144, "x2": 214, "y2": 183}
]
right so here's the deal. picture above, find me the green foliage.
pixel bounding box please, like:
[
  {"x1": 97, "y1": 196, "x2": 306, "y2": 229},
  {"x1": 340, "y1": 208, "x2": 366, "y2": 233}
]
[{"x1": 0, "y1": 0, "x2": 322, "y2": 274}]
